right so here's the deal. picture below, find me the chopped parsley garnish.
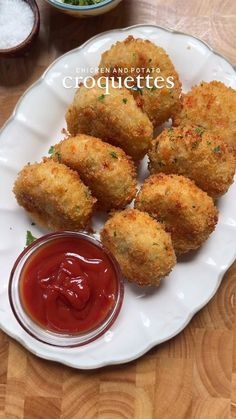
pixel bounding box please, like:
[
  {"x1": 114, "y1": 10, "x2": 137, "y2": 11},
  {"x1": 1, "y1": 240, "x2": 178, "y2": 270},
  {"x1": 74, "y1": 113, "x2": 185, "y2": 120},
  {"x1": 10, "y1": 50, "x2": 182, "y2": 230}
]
[
  {"x1": 55, "y1": 152, "x2": 62, "y2": 162},
  {"x1": 26, "y1": 230, "x2": 37, "y2": 247},
  {"x1": 207, "y1": 141, "x2": 212, "y2": 146},
  {"x1": 97, "y1": 94, "x2": 105, "y2": 101},
  {"x1": 192, "y1": 141, "x2": 199, "y2": 149},
  {"x1": 195, "y1": 127, "x2": 204, "y2": 136},
  {"x1": 153, "y1": 242, "x2": 159, "y2": 246},
  {"x1": 113, "y1": 231, "x2": 117, "y2": 237},
  {"x1": 63, "y1": 0, "x2": 106, "y2": 5},
  {"x1": 110, "y1": 151, "x2": 118, "y2": 159},
  {"x1": 213, "y1": 146, "x2": 221, "y2": 154},
  {"x1": 48, "y1": 145, "x2": 55, "y2": 155},
  {"x1": 122, "y1": 98, "x2": 128, "y2": 104}
]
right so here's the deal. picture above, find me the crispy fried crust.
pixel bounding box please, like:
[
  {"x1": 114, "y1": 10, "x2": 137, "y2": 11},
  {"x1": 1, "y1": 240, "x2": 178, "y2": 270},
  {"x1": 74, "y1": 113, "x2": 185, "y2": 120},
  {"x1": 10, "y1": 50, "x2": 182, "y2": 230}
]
[
  {"x1": 135, "y1": 174, "x2": 218, "y2": 254},
  {"x1": 53, "y1": 134, "x2": 137, "y2": 210},
  {"x1": 148, "y1": 125, "x2": 236, "y2": 198},
  {"x1": 100, "y1": 208, "x2": 176, "y2": 286},
  {"x1": 99, "y1": 35, "x2": 182, "y2": 127},
  {"x1": 65, "y1": 79, "x2": 153, "y2": 161},
  {"x1": 173, "y1": 81, "x2": 236, "y2": 154},
  {"x1": 13, "y1": 160, "x2": 96, "y2": 231}
]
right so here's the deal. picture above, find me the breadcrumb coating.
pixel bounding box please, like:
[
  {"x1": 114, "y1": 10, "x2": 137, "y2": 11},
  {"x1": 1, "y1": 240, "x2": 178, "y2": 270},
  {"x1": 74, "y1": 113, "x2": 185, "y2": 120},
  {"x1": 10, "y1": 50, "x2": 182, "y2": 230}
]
[
  {"x1": 13, "y1": 160, "x2": 96, "y2": 231},
  {"x1": 66, "y1": 79, "x2": 153, "y2": 161},
  {"x1": 148, "y1": 125, "x2": 236, "y2": 198},
  {"x1": 53, "y1": 134, "x2": 137, "y2": 210},
  {"x1": 100, "y1": 208, "x2": 176, "y2": 286},
  {"x1": 135, "y1": 174, "x2": 218, "y2": 254},
  {"x1": 99, "y1": 36, "x2": 182, "y2": 127},
  {"x1": 173, "y1": 81, "x2": 236, "y2": 154}
]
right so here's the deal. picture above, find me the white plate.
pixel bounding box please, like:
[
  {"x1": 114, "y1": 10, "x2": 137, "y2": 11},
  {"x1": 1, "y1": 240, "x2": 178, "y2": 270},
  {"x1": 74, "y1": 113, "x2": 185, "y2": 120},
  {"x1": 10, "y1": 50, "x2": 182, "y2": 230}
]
[{"x1": 0, "y1": 24, "x2": 236, "y2": 370}]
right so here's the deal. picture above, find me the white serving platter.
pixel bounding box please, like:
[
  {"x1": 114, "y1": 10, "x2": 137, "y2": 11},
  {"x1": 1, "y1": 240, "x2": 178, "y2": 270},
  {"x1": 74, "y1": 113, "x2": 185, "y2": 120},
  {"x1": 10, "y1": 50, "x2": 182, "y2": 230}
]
[{"x1": 0, "y1": 24, "x2": 236, "y2": 369}]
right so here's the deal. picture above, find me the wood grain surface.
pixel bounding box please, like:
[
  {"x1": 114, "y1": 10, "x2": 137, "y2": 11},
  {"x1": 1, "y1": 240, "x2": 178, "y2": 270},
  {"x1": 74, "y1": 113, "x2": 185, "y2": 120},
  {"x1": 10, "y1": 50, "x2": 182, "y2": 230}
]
[{"x1": 0, "y1": 0, "x2": 236, "y2": 418}]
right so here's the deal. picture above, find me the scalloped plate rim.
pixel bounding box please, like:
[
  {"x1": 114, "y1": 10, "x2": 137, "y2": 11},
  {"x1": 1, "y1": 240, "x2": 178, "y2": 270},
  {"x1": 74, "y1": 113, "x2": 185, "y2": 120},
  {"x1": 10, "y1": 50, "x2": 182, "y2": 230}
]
[{"x1": 0, "y1": 24, "x2": 236, "y2": 369}]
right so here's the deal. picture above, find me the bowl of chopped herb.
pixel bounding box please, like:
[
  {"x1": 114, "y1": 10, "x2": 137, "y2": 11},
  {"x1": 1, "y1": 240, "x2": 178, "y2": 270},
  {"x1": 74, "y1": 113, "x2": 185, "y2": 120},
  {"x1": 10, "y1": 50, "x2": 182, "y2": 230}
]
[{"x1": 43, "y1": 0, "x2": 123, "y2": 17}]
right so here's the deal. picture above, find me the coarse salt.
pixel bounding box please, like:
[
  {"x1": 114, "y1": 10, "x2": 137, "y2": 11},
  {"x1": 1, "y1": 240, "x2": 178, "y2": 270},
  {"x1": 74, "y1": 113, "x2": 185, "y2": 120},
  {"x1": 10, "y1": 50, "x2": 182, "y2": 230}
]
[{"x1": 0, "y1": 0, "x2": 34, "y2": 50}]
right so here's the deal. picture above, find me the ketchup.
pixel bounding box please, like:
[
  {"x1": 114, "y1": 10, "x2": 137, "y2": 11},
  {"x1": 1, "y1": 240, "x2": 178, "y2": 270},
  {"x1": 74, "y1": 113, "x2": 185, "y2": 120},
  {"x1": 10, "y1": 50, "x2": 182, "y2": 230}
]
[{"x1": 19, "y1": 236, "x2": 118, "y2": 334}]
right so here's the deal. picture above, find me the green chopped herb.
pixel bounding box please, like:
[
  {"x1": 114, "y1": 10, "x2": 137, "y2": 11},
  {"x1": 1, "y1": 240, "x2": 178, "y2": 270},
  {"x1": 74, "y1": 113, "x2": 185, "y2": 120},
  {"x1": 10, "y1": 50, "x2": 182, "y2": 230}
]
[
  {"x1": 213, "y1": 145, "x2": 221, "y2": 154},
  {"x1": 76, "y1": 206, "x2": 80, "y2": 212},
  {"x1": 207, "y1": 141, "x2": 212, "y2": 146},
  {"x1": 113, "y1": 231, "x2": 117, "y2": 237},
  {"x1": 168, "y1": 127, "x2": 173, "y2": 134},
  {"x1": 110, "y1": 151, "x2": 118, "y2": 159},
  {"x1": 195, "y1": 127, "x2": 204, "y2": 136},
  {"x1": 101, "y1": 83, "x2": 106, "y2": 87},
  {"x1": 63, "y1": 0, "x2": 106, "y2": 5},
  {"x1": 55, "y1": 152, "x2": 62, "y2": 162},
  {"x1": 122, "y1": 98, "x2": 128, "y2": 104},
  {"x1": 192, "y1": 141, "x2": 199, "y2": 149},
  {"x1": 97, "y1": 94, "x2": 105, "y2": 101},
  {"x1": 26, "y1": 230, "x2": 37, "y2": 247},
  {"x1": 48, "y1": 145, "x2": 55, "y2": 155},
  {"x1": 153, "y1": 242, "x2": 159, "y2": 246}
]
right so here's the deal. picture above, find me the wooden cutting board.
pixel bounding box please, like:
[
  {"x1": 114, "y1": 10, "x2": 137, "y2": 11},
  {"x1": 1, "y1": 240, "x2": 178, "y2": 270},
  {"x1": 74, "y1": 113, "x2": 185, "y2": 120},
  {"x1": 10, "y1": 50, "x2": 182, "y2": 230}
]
[{"x1": 0, "y1": 0, "x2": 236, "y2": 417}]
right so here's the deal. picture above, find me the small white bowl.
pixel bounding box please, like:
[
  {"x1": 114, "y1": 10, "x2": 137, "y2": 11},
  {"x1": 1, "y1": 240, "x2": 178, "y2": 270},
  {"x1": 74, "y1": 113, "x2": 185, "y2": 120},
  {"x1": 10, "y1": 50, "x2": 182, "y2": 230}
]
[{"x1": 44, "y1": 0, "x2": 123, "y2": 17}]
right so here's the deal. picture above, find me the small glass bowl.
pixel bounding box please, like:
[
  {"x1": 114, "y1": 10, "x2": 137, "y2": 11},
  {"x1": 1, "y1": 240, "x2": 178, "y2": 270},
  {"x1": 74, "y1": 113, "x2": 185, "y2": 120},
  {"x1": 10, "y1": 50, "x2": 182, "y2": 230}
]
[{"x1": 8, "y1": 231, "x2": 124, "y2": 347}]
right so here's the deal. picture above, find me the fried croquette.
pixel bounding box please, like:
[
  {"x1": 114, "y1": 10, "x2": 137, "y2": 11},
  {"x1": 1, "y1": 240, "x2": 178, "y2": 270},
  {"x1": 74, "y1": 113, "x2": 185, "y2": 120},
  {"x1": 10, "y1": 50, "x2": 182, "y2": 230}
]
[
  {"x1": 148, "y1": 126, "x2": 236, "y2": 198},
  {"x1": 65, "y1": 79, "x2": 153, "y2": 161},
  {"x1": 173, "y1": 81, "x2": 236, "y2": 153},
  {"x1": 99, "y1": 36, "x2": 182, "y2": 127},
  {"x1": 135, "y1": 174, "x2": 218, "y2": 254},
  {"x1": 13, "y1": 160, "x2": 96, "y2": 231},
  {"x1": 53, "y1": 134, "x2": 137, "y2": 210},
  {"x1": 100, "y1": 208, "x2": 176, "y2": 286}
]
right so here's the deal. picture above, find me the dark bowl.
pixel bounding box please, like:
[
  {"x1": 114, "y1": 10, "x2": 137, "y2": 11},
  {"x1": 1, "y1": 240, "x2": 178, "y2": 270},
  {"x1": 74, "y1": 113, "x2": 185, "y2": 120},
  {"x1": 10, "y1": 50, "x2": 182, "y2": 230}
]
[{"x1": 0, "y1": 0, "x2": 40, "y2": 58}]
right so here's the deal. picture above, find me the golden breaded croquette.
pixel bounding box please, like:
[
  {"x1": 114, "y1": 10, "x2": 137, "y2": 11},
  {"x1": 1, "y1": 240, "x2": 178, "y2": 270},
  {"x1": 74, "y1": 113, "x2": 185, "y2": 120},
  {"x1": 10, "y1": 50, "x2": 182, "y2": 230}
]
[
  {"x1": 99, "y1": 36, "x2": 182, "y2": 127},
  {"x1": 100, "y1": 208, "x2": 176, "y2": 286},
  {"x1": 53, "y1": 134, "x2": 137, "y2": 210},
  {"x1": 135, "y1": 174, "x2": 218, "y2": 254},
  {"x1": 148, "y1": 126, "x2": 236, "y2": 198},
  {"x1": 65, "y1": 79, "x2": 153, "y2": 161},
  {"x1": 173, "y1": 81, "x2": 236, "y2": 153},
  {"x1": 13, "y1": 160, "x2": 96, "y2": 231}
]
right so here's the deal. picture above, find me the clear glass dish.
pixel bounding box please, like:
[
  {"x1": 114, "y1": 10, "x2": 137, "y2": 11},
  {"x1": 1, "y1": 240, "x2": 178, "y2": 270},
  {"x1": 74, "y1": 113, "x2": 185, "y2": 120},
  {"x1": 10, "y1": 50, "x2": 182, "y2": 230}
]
[{"x1": 8, "y1": 231, "x2": 124, "y2": 348}]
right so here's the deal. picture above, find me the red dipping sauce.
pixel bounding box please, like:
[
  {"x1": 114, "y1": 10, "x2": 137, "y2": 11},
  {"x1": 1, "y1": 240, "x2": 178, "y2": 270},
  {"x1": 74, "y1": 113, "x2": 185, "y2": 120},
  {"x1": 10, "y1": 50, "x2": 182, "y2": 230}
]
[{"x1": 18, "y1": 235, "x2": 121, "y2": 335}]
